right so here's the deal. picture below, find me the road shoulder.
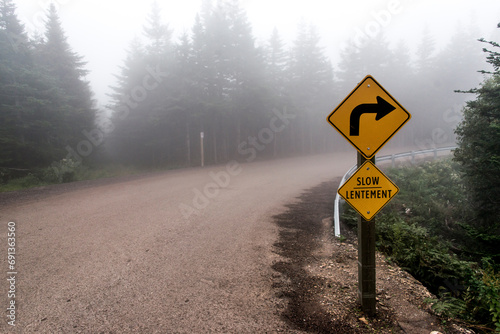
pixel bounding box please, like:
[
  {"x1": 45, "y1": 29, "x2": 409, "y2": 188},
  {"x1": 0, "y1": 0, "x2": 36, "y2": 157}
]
[{"x1": 270, "y1": 179, "x2": 454, "y2": 334}]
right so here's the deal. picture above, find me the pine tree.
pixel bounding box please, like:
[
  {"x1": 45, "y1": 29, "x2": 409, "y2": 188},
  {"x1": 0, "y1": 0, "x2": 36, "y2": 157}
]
[
  {"x1": 143, "y1": 1, "x2": 173, "y2": 59},
  {"x1": 108, "y1": 2, "x2": 179, "y2": 167},
  {"x1": 107, "y1": 38, "x2": 155, "y2": 166},
  {"x1": 0, "y1": 0, "x2": 26, "y2": 47},
  {"x1": 415, "y1": 26, "x2": 436, "y2": 75},
  {"x1": 0, "y1": 0, "x2": 28, "y2": 168},
  {"x1": 0, "y1": 0, "x2": 58, "y2": 169},
  {"x1": 264, "y1": 28, "x2": 290, "y2": 156},
  {"x1": 289, "y1": 22, "x2": 334, "y2": 154},
  {"x1": 454, "y1": 24, "x2": 500, "y2": 260},
  {"x1": 337, "y1": 32, "x2": 391, "y2": 89},
  {"x1": 35, "y1": 4, "x2": 95, "y2": 149},
  {"x1": 266, "y1": 27, "x2": 288, "y2": 98},
  {"x1": 191, "y1": 0, "x2": 266, "y2": 162}
]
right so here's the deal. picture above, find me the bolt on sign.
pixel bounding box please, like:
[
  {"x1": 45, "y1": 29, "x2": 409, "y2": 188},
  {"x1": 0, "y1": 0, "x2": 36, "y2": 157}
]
[
  {"x1": 326, "y1": 75, "x2": 411, "y2": 159},
  {"x1": 337, "y1": 160, "x2": 399, "y2": 221}
]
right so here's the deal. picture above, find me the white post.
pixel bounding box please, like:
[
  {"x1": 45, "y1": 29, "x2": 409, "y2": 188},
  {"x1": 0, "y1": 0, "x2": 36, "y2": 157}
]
[
  {"x1": 334, "y1": 193, "x2": 340, "y2": 237},
  {"x1": 200, "y1": 132, "x2": 204, "y2": 167}
]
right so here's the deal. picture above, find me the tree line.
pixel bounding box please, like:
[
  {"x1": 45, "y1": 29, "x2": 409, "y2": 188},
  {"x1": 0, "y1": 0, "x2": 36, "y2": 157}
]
[
  {"x1": 0, "y1": 0, "x2": 493, "y2": 180},
  {"x1": 106, "y1": 0, "x2": 335, "y2": 167},
  {"x1": 0, "y1": 0, "x2": 95, "y2": 177},
  {"x1": 108, "y1": 0, "x2": 488, "y2": 167}
]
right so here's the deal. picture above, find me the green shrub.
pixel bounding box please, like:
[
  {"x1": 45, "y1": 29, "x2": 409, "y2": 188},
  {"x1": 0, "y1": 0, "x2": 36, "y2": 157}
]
[
  {"x1": 426, "y1": 295, "x2": 467, "y2": 320},
  {"x1": 0, "y1": 173, "x2": 47, "y2": 192},
  {"x1": 376, "y1": 212, "x2": 471, "y2": 294},
  {"x1": 465, "y1": 262, "x2": 500, "y2": 332},
  {"x1": 385, "y1": 159, "x2": 469, "y2": 236},
  {"x1": 340, "y1": 204, "x2": 358, "y2": 231}
]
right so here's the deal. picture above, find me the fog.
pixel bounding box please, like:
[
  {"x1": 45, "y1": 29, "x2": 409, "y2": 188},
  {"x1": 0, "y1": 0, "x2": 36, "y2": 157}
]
[
  {"x1": 5, "y1": 0, "x2": 500, "y2": 169},
  {"x1": 14, "y1": 0, "x2": 500, "y2": 108}
]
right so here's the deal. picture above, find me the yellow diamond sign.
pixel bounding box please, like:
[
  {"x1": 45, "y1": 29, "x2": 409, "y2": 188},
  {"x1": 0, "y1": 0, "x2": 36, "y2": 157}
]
[
  {"x1": 338, "y1": 161, "x2": 399, "y2": 221},
  {"x1": 327, "y1": 75, "x2": 411, "y2": 158}
]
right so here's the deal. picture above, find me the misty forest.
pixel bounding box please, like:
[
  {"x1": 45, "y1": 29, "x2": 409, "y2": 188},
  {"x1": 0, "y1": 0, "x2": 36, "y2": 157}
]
[
  {"x1": 0, "y1": 0, "x2": 491, "y2": 175},
  {"x1": 3, "y1": 0, "x2": 500, "y2": 331}
]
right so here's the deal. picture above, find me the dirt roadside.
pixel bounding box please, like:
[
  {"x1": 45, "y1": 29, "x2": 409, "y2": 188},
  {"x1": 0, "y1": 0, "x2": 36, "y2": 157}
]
[{"x1": 270, "y1": 179, "x2": 473, "y2": 334}]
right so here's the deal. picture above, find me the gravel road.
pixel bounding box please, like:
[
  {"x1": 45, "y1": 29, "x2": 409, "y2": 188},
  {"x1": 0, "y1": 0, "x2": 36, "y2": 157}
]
[{"x1": 0, "y1": 153, "x2": 356, "y2": 333}]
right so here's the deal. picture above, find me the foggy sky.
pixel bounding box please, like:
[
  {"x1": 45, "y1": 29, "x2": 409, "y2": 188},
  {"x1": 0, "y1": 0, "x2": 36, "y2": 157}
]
[{"x1": 12, "y1": 0, "x2": 500, "y2": 109}]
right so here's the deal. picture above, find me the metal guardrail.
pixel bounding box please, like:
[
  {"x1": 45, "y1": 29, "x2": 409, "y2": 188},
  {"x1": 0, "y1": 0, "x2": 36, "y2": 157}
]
[{"x1": 333, "y1": 146, "x2": 457, "y2": 237}]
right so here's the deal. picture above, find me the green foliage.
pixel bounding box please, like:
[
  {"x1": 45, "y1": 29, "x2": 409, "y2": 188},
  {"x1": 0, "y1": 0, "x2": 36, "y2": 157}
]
[
  {"x1": 0, "y1": 1, "x2": 95, "y2": 170},
  {"x1": 385, "y1": 159, "x2": 468, "y2": 233},
  {"x1": 0, "y1": 173, "x2": 48, "y2": 192},
  {"x1": 0, "y1": 161, "x2": 140, "y2": 192},
  {"x1": 340, "y1": 204, "x2": 358, "y2": 231},
  {"x1": 470, "y1": 263, "x2": 500, "y2": 332},
  {"x1": 350, "y1": 158, "x2": 500, "y2": 331},
  {"x1": 454, "y1": 75, "x2": 500, "y2": 224},
  {"x1": 454, "y1": 26, "x2": 500, "y2": 264},
  {"x1": 0, "y1": 159, "x2": 76, "y2": 192},
  {"x1": 376, "y1": 211, "x2": 472, "y2": 294},
  {"x1": 71, "y1": 164, "x2": 139, "y2": 181},
  {"x1": 425, "y1": 295, "x2": 467, "y2": 320},
  {"x1": 386, "y1": 158, "x2": 500, "y2": 263}
]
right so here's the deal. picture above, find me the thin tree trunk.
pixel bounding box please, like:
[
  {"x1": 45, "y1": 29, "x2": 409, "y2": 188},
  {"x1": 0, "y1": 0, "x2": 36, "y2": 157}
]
[
  {"x1": 186, "y1": 120, "x2": 191, "y2": 166},
  {"x1": 14, "y1": 81, "x2": 25, "y2": 145},
  {"x1": 223, "y1": 136, "x2": 228, "y2": 162},
  {"x1": 273, "y1": 132, "x2": 278, "y2": 157},
  {"x1": 236, "y1": 117, "x2": 241, "y2": 148},
  {"x1": 213, "y1": 120, "x2": 218, "y2": 164},
  {"x1": 309, "y1": 119, "x2": 313, "y2": 154},
  {"x1": 300, "y1": 122, "x2": 306, "y2": 154}
]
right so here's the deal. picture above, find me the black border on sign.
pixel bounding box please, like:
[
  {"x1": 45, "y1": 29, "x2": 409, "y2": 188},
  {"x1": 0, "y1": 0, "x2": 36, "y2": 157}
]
[
  {"x1": 326, "y1": 75, "x2": 411, "y2": 159},
  {"x1": 337, "y1": 160, "x2": 400, "y2": 221}
]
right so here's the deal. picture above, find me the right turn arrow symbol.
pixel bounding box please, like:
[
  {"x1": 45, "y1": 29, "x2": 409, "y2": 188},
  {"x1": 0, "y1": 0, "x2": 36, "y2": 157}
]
[{"x1": 350, "y1": 96, "x2": 395, "y2": 136}]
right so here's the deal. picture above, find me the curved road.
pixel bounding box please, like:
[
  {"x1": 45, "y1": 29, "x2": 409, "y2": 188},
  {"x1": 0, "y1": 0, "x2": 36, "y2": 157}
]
[{"x1": 0, "y1": 153, "x2": 356, "y2": 333}]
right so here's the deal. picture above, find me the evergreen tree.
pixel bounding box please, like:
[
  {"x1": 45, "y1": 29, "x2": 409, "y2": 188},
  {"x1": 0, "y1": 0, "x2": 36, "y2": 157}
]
[
  {"x1": 143, "y1": 1, "x2": 172, "y2": 57},
  {"x1": 192, "y1": 0, "x2": 266, "y2": 162},
  {"x1": 0, "y1": 0, "x2": 58, "y2": 169},
  {"x1": 387, "y1": 40, "x2": 415, "y2": 148},
  {"x1": 107, "y1": 38, "x2": 148, "y2": 165},
  {"x1": 337, "y1": 32, "x2": 392, "y2": 89},
  {"x1": 265, "y1": 27, "x2": 288, "y2": 99},
  {"x1": 434, "y1": 23, "x2": 484, "y2": 144},
  {"x1": 289, "y1": 22, "x2": 334, "y2": 154},
  {"x1": 454, "y1": 24, "x2": 500, "y2": 260},
  {"x1": 411, "y1": 23, "x2": 485, "y2": 151},
  {"x1": 264, "y1": 27, "x2": 290, "y2": 156},
  {"x1": 107, "y1": 0, "x2": 341, "y2": 168},
  {"x1": 0, "y1": 0, "x2": 26, "y2": 42},
  {"x1": 173, "y1": 32, "x2": 197, "y2": 166},
  {"x1": 35, "y1": 4, "x2": 95, "y2": 149},
  {"x1": 0, "y1": 0, "x2": 29, "y2": 168},
  {"x1": 415, "y1": 26, "x2": 436, "y2": 75},
  {"x1": 222, "y1": 0, "x2": 266, "y2": 154},
  {"x1": 108, "y1": 2, "x2": 178, "y2": 167},
  {"x1": 141, "y1": 2, "x2": 178, "y2": 166}
]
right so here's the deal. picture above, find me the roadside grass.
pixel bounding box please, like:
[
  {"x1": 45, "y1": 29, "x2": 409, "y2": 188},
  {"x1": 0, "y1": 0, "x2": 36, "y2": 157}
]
[{"x1": 0, "y1": 163, "x2": 141, "y2": 193}]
